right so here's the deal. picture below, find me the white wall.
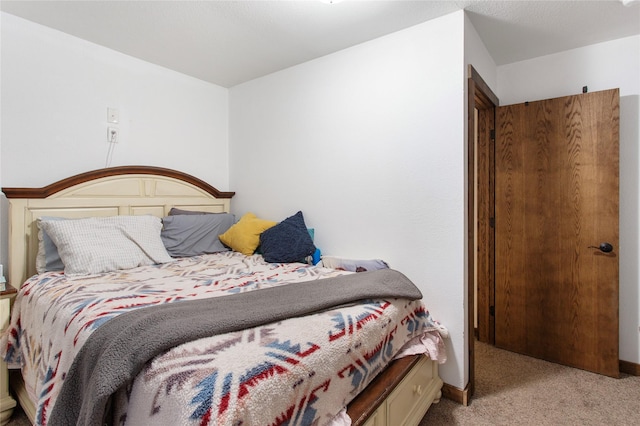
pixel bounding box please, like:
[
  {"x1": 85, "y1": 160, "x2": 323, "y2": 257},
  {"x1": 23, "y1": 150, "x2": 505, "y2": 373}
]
[
  {"x1": 464, "y1": 14, "x2": 497, "y2": 93},
  {"x1": 497, "y1": 35, "x2": 640, "y2": 365},
  {"x1": 230, "y1": 11, "x2": 468, "y2": 389},
  {"x1": 4, "y1": 5, "x2": 634, "y2": 397},
  {"x1": 498, "y1": 35, "x2": 639, "y2": 105},
  {"x1": 0, "y1": 12, "x2": 229, "y2": 188},
  {"x1": 0, "y1": 11, "x2": 230, "y2": 276}
]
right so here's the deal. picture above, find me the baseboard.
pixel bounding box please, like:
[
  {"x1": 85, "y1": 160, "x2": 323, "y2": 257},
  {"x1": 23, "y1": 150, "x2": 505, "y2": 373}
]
[
  {"x1": 441, "y1": 382, "x2": 469, "y2": 406},
  {"x1": 620, "y1": 359, "x2": 640, "y2": 376}
]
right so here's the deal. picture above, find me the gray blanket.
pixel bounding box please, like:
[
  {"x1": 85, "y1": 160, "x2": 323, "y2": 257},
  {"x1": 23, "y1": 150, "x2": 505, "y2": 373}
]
[{"x1": 48, "y1": 269, "x2": 422, "y2": 426}]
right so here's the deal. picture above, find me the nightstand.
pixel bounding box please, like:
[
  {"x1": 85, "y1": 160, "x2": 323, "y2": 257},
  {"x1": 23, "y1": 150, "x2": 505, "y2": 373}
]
[
  {"x1": 0, "y1": 285, "x2": 18, "y2": 423},
  {"x1": 0, "y1": 286, "x2": 17, "y2": 298}
]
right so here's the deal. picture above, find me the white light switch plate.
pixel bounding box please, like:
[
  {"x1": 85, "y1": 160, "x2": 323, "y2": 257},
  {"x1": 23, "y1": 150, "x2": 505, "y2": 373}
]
[{"x1": 107, "y1": 107, "x2": 119, "y2": 123}]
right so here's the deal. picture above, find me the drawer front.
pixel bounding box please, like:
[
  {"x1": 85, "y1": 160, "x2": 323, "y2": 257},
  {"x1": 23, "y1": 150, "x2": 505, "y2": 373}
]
[
  {"x1": 361, "y1": 404, "x2": 386, "y2": 426},
  {"x1": 386, "y1": 356, "x2": 438, "y2": 425}
]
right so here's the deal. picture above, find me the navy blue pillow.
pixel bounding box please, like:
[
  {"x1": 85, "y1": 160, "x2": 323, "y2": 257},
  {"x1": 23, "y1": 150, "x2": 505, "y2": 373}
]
[{"x1": 260, "y1": 211, "x2": 316, "y2": 263}]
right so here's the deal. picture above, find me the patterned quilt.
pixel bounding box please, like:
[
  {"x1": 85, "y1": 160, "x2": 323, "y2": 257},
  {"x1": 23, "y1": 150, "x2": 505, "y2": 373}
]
[{"x1": 1, "y1": 252, "x2": 447, "y2": 426}]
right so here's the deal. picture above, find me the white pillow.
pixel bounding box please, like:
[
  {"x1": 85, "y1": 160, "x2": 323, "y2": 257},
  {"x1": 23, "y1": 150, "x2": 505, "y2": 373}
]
[{"x1": 40, "y1": 215, "x2": 174, "y2": 276}]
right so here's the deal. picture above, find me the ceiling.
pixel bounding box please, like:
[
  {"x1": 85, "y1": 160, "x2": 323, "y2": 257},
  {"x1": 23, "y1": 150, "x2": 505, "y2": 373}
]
[{"x1": 1, "y1": 0, "x2": 639, "y2": 88}]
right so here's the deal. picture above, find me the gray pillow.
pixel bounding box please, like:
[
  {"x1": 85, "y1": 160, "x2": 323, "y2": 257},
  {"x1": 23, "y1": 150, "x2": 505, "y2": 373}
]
[
  {"x1": 36, "y1": 216, "x2": 66, "y2": 273},
  {"x1": 161, "y1": 213, "x2": 235, "y2": 257}
]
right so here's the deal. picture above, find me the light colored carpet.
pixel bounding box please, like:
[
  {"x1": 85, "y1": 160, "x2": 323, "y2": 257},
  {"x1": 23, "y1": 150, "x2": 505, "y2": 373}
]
[
  {"x1": 420, "y1": 341, "x2": 640, "y2": 425},
  {"x1": 7, "y1": 341, "x2": 640, "y2": 425}
]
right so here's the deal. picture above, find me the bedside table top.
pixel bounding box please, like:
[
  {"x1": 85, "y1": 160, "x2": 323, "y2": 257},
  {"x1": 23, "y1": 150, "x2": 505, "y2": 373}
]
[{"x1": 0, "y1": 286, "x2": 17, "y2": 299}]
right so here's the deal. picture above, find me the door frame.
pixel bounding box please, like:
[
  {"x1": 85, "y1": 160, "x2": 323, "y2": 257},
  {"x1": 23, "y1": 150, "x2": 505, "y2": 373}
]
[{"x1": 467, "y1": 65, "x2": 498, "y2": 399}]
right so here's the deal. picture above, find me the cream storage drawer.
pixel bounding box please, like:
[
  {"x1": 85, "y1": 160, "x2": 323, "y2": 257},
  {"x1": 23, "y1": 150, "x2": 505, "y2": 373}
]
[
  {"x1": 361, "y1": 405, "x2": 386, "y2": 426},
  {"x1": 354, "y1": 355, "x2": 443, "y2": 426},
  {"x1": 386, "y1": 355, "x2": 442, "y2": 426}
]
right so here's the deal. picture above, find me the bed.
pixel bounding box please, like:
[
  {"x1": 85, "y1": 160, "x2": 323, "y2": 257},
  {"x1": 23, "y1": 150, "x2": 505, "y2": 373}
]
[{"x1": 0, "y1": 166, "x2": 446, "y2": 426}]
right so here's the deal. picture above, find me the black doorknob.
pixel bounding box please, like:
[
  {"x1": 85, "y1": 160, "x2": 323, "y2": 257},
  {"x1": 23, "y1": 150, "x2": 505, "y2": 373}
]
[{"x1": 589, "y1": 243, "x2": 613, "y2": 253}]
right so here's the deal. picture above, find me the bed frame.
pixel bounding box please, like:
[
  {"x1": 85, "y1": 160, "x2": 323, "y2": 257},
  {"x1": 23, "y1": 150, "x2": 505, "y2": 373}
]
[{"x1": 0, "y1": 166, "x2": 442, "y2": 425}]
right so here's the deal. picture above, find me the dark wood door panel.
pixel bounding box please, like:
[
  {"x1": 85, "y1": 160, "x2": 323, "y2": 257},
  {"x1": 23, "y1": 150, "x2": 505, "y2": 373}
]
[{"x1": 495, "y1": 89, "x2": 619, "y2": 377}]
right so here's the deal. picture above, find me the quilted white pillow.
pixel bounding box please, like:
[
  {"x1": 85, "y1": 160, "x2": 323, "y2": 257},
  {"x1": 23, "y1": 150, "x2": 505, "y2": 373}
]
[{"x1": 40, "y1": 215, "x2": 174, "y2": 276}]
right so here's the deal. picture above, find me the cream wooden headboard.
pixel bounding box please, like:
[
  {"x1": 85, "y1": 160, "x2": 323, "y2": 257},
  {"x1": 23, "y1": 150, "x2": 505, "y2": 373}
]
[{"x1": 2, "y1": 166, "x2": 234, "y2": 287}]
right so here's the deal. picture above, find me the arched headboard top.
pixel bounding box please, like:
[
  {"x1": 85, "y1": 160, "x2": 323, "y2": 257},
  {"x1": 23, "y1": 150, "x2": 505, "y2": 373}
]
[
  {"x1": 2, "y1": 166, "x2": 234, "y2": 286},
  {"x1": 2, "y1": 166, "x2": 235, "y2": 199}
]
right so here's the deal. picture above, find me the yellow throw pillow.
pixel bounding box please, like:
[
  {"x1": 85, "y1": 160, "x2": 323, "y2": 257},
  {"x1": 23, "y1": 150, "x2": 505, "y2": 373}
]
[{"x1": 218, "y1": 212, "x2": 277, "y2": 256}]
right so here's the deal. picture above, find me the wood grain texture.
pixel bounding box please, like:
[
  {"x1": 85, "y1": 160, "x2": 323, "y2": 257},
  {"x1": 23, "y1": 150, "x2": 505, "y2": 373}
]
[
  {"x1": 495, "y1": 102, "x2": 528, "y2": 354},
  {"x1": 475, "y1": 104, "x2": 495, "y2": 344},
  {"x1": 620, "y1": 360, "x2": 640, "y2": 376},
  {"x1": 495, "y1": 89, "x2": 619, "y2": 377}
]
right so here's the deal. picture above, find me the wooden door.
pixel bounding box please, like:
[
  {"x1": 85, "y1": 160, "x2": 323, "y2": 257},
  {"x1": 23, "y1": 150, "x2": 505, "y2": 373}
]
[
  {"x1": 475, "y1": 97, "x2": 496, "y2": 346},
  {"x1": 494, "y1": 89, "x2": 619, "y2": 377}
]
